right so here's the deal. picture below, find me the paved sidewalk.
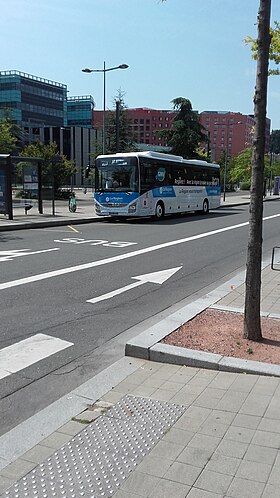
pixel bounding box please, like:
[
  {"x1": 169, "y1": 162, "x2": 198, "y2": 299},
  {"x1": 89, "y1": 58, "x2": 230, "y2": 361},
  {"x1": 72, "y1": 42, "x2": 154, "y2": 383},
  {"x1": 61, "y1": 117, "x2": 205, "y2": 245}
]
[
  {"x1": 0, "y1": 192, "x2": 279, "y2": 497},
  {"x1": 0, "y1": 259, "x2": 280, "y2": 497},
  {"x1": 0, "y1": 190, "x2": 279, "y2": 231}
]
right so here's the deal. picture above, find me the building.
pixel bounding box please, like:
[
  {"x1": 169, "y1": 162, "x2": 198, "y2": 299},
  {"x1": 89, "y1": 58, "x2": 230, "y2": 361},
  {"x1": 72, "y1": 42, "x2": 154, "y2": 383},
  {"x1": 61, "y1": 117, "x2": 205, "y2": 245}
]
[
  {"x1": 0, "y1": 70, "x2": 99, "y2": 185},
  {"x1": 0, "y1": 70, "x2": 67, "y2": 133},
  {"x1": 67, "y1": 95, "x2": 95, "y2": 128},
  {"x1": 37, "y1": 126, "x2": 100, "y2": 185},
  {"x1": 200, "y1": 111, "x2": 271, "y2": 162},
  {"x1": 94, "y1": 107, "x2": 176, "y2": 148}
]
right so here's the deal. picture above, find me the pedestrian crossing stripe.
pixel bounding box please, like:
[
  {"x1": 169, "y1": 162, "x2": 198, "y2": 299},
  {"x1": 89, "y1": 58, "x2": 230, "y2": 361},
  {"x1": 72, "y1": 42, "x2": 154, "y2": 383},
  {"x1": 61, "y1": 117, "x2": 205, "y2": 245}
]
[{"x1": 0, "y1": 334, "x2": 74, "y2": 380}]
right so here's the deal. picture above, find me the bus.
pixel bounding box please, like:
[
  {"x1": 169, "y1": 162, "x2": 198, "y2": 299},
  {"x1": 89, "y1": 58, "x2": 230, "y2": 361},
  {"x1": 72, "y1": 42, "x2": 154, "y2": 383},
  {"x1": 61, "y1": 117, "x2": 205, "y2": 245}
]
[{"x1": 94, "y1": 151, "x2": 220, "y2": 219}]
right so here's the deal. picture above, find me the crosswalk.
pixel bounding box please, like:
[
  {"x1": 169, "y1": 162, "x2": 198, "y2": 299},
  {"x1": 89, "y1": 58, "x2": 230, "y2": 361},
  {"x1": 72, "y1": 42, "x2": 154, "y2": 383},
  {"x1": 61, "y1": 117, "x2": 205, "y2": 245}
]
[{"x1": 0, "y1": 334, "x2": 74, "y2": 380}]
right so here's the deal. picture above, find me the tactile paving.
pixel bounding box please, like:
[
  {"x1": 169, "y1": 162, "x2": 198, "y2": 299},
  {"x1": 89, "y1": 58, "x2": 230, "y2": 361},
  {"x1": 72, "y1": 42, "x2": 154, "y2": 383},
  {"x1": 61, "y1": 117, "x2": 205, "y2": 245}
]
[{"x1": 2, "y1": 395, "x2": 185, "y2": 497}]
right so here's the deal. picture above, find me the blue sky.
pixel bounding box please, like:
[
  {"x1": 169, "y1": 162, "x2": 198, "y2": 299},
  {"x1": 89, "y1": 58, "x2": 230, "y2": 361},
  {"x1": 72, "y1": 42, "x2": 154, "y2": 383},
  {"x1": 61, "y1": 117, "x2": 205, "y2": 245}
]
[{"x1": 1, "y1": 0, "x2": 280, "y2": 129}]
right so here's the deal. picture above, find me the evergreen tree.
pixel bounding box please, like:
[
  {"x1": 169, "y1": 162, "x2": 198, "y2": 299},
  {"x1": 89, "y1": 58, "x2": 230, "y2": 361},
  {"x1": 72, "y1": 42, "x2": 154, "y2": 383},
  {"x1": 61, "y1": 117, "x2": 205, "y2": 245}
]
[
  {"x1": 158, "y1": 97, "x2": 207, "y2": 158},
  {"x1": 106, "y1": 90, "x2": 136, "y2": 153}
]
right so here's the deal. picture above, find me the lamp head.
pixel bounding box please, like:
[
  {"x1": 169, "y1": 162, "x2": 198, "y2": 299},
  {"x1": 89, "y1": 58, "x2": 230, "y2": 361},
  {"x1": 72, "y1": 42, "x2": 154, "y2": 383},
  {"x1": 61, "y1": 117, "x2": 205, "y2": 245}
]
[
  {"x1": 118, "y1": 64, "x2": 129, "y2": 69},
  {"x1": 82, "y1": 68, "x2": 92, "y2": 73}
]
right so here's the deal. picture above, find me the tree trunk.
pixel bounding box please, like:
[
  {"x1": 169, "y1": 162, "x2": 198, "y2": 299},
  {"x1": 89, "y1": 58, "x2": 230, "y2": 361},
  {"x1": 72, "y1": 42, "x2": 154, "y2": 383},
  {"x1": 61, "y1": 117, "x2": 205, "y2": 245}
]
[{"x1": 244, "y1": 0, "x2": 271, "y2": 340}]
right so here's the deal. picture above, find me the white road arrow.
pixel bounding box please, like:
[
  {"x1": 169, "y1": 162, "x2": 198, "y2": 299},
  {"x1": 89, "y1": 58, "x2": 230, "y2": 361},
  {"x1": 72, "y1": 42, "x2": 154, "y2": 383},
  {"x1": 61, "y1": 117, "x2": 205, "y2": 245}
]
[
  {"x1": 0, "y1": 248, "x2": 59, "y2": 262},
  {"x1": 87, "y1": 266, "x2": 182, "y2": 304}
]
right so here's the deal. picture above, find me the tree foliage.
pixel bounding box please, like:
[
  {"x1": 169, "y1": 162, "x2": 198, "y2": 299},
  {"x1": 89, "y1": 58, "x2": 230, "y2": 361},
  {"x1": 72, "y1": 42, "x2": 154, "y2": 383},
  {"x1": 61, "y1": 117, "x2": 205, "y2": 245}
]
[
  {"x1": 270, "y1": 129, "x2": 280, "y2": 153},
  {"x1": 227, "y1": 147, "x2": 278, "y2": 186},
  {"x1": 107, "y1": 90, "x2": 136, "y2": 153},
  {"x1": 245, "y1": 20, "x2": 280, "y2": 75},
  {"x1": 158, "y1": 97, "x2": 207, "y2": 158},
  {"x1": 20, "y1": 142, "x2": 76, "y2": 191},
  {"x1": 0, "y1": 117, "x2": 18, "y2": 154}
]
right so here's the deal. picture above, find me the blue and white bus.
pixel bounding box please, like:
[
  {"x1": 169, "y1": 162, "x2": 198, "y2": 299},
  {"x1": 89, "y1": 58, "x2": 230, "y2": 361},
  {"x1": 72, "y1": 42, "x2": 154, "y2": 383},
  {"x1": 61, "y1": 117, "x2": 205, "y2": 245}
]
[{"x1": 94, "y1": 151, "x2": 220, "y2": 219}]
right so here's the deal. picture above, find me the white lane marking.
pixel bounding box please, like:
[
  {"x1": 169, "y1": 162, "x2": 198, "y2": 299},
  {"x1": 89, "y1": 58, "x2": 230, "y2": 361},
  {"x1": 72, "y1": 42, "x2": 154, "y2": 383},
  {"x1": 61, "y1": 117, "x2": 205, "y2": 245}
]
[
  {"x1": 0, "y1": 334, "x2": 73, "y2": 380},
  {"x1": 87, "y1": 267, "x2": 182, "y2": 304},
  {"x1": 0, "y1": 213, "x2": 279, "y2": 291},
  {"x1": 0, "y1": 248, "x2": 59, "y2": 262}
]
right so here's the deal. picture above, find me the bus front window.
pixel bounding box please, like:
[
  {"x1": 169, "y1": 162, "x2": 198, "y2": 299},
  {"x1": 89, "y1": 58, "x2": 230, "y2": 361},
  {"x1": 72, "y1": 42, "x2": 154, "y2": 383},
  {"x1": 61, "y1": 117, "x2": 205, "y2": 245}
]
[{"x1": 96, "y1": 157, "x2": 139, "y2": 192}]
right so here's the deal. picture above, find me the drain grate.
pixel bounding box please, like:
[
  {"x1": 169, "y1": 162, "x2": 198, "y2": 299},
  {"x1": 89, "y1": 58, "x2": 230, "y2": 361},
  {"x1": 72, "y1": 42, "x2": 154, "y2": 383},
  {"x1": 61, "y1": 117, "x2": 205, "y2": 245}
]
[{"x1": 2, "y1": 395, "x2": 185, "y2": 497}]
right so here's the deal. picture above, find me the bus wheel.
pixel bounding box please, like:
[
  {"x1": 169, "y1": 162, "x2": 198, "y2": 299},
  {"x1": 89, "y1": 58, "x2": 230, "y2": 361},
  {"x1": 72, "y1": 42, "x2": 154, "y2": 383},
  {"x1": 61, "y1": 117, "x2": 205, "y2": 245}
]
[
  {"x1": 201, "y1": 199, "x2": 209, "y2": 214},
  {"x1": 154, "y1": 201, "x2": 165, "y2": 220}
]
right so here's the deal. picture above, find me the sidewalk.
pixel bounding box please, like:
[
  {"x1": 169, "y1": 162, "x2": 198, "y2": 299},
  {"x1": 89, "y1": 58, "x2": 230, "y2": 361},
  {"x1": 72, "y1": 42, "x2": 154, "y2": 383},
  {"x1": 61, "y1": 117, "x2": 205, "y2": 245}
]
[
  {"x1": 0, "y1": 190, "x2": 278, "y2": 231},
  {"x1": 0, "y1": 193, "x2": 280, "y2": 497}
]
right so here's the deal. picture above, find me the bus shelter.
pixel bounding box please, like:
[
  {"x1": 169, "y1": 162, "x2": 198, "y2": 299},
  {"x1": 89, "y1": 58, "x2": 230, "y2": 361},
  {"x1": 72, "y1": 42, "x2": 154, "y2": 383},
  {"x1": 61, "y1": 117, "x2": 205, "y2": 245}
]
[{"x1": 0, "y1": 155, "x2": 42, "y2": 220}]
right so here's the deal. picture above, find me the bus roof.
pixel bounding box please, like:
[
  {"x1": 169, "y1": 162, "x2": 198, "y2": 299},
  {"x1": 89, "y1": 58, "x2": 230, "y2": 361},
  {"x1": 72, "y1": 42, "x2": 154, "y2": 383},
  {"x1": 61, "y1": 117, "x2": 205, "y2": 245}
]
[{"x1": 96, "y1": 151, "x2": 219, "y2": 169}]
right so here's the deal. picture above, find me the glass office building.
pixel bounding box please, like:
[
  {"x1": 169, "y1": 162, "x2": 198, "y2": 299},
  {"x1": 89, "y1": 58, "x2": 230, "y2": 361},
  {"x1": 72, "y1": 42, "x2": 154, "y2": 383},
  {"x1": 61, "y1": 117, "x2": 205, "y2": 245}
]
[
  {"x1": 67, "y1": 96, "x2": 94, "y2": 128},
  {"x1": 0, "y1": 70, "x2": 67, "y2": 128}
]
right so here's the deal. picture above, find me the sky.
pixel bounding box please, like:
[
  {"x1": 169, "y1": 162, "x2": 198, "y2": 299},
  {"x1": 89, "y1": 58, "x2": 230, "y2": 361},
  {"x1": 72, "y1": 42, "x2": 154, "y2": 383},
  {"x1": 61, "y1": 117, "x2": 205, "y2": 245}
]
[{"x1": 1, "y1": 0, "x2": 280, "y2": 129}]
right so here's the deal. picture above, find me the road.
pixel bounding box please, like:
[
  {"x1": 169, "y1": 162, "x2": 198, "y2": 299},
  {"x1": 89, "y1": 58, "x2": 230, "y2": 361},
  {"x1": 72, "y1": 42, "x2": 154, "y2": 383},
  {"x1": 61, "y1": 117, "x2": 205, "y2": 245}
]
[{"x1": 0, "y1": 202, "x2": 280, "y2": 435}]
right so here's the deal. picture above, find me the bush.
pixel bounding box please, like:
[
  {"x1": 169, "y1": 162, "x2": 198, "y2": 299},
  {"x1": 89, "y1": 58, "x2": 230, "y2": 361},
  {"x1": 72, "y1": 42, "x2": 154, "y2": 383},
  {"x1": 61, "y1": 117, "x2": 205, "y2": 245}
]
[
  {"x1": 55, "y1": 188, "x2": 74, "y2": 199},
  {"x1": 240, "y1": 181, "x2": 251, "y2": 190}
]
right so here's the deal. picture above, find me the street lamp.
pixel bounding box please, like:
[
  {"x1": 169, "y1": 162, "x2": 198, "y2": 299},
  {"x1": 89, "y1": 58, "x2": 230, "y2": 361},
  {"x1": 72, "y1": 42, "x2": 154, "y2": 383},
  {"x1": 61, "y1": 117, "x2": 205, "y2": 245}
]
[{"x1": 82, "y1": 62, "x2": 129, "y2": 154}]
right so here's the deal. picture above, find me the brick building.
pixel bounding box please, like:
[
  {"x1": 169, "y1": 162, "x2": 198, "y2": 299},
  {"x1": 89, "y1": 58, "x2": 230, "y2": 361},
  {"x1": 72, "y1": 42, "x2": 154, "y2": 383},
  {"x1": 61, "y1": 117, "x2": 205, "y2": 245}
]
[
  {"x1": 94, "y1": 107, "x2": 271, "y2": 159},
  {"x1": 200, "y1": 111, "x2": 271, "y2": 162},
  {"x1": 93, "y1": 107, "x2": 176, "y2": 148}
]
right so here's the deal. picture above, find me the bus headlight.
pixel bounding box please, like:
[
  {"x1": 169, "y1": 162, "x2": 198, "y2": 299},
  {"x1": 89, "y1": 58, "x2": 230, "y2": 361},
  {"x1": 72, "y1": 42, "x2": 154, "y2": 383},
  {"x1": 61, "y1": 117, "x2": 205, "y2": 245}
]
[
  {"x1": 128, "y1": 202, "x2": 137, "y2": 213},
  {"x1": 95, "y1": 204, "x2": 101, "y2": 213}
]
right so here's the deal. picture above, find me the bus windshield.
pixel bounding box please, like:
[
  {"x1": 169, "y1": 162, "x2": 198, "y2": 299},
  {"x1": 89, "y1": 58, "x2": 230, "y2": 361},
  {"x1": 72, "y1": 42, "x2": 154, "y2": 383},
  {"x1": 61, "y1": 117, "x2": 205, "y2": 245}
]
[{"x1": 95, "y1": 157, "x2": 139, "y2": 192}]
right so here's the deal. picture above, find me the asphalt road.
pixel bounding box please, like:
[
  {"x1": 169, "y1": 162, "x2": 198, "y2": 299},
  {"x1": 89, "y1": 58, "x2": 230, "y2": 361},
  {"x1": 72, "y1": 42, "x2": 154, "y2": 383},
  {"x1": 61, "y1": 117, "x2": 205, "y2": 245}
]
[{"x1": 1, "y1": 202, "x2": 280, "y2": 435}]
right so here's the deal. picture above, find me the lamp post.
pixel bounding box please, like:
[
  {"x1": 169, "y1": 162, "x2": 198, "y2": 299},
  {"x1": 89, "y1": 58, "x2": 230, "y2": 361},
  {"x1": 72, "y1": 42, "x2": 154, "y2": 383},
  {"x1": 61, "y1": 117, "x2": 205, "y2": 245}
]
[{"x1": 82, "y1": 62, "x2": 128, "y2": 154}]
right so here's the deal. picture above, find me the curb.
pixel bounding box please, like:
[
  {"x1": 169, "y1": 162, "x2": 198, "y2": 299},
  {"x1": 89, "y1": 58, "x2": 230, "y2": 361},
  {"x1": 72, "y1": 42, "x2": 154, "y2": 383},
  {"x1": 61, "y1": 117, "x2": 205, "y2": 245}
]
[
  {"x1": 149, "y1": 342, "x2": 280, "y2": 377},
  {"x1": 0, "y1": 216, "x2": 106, "y2": 232},
  {"x1": 0, "y1": 196, "x2": 279, "y2": 231},
  {"x1": 125, "y1": 258, "x2": 280, "y2": 378}
]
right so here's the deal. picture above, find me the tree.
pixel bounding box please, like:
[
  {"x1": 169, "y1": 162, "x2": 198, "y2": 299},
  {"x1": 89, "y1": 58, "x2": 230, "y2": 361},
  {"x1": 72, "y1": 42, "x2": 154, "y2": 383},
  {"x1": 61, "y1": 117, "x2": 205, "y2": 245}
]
[
  {"x1": 20, "y1": 142, "x2": 76, "y2": 192},
  {"x1": 245, "y1": 20, "x2": 280, "y2": 75},
  {"x1": 106, "y1": 90, "x2": 136, "y2": 153},
  {"x1": 0, "y1": 117, "x2": 18, "y2": 154},
  {"x1": 270, "y1": 129, "x2": 280, "y2": 153},
  {"x1": 227, "y1": 147, "x2": 272, "y2": 186},
  {"x1": 158, "y1": 97, "x2": 207, "y2": 158},
  {"x1": 243, "y1": 0, "x2": 271, "y2": 341}
]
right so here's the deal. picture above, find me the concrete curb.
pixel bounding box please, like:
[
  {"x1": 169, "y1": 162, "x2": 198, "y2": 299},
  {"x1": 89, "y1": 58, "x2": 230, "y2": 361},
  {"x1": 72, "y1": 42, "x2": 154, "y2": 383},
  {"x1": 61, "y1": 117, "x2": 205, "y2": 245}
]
[
  {"x1": 0, "y1": 195, "x2": 278, "y2": 231},
  {"x1": 125, "y1": 257, "x2": 280, "y2": 378},
  {"x1": 0, "y1": 356, "x2": 144, "y2": 471},
  {"x1": 150, "y1": 343, "x2": 280, "y2": 377},
  {"x1": 0, "y1": 216, "x2": 106, "y2": 231}
]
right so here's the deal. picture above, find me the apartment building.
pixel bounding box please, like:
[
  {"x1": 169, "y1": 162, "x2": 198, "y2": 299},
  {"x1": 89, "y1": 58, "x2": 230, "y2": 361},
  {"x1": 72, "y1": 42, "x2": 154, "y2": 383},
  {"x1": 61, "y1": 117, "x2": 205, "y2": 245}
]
[
  {"x1": 200, "y1": 111, "x2": 271, "y2": 161},
  {"x1": 93, "y1": 107, "x2": 176, "y2": 148}
]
